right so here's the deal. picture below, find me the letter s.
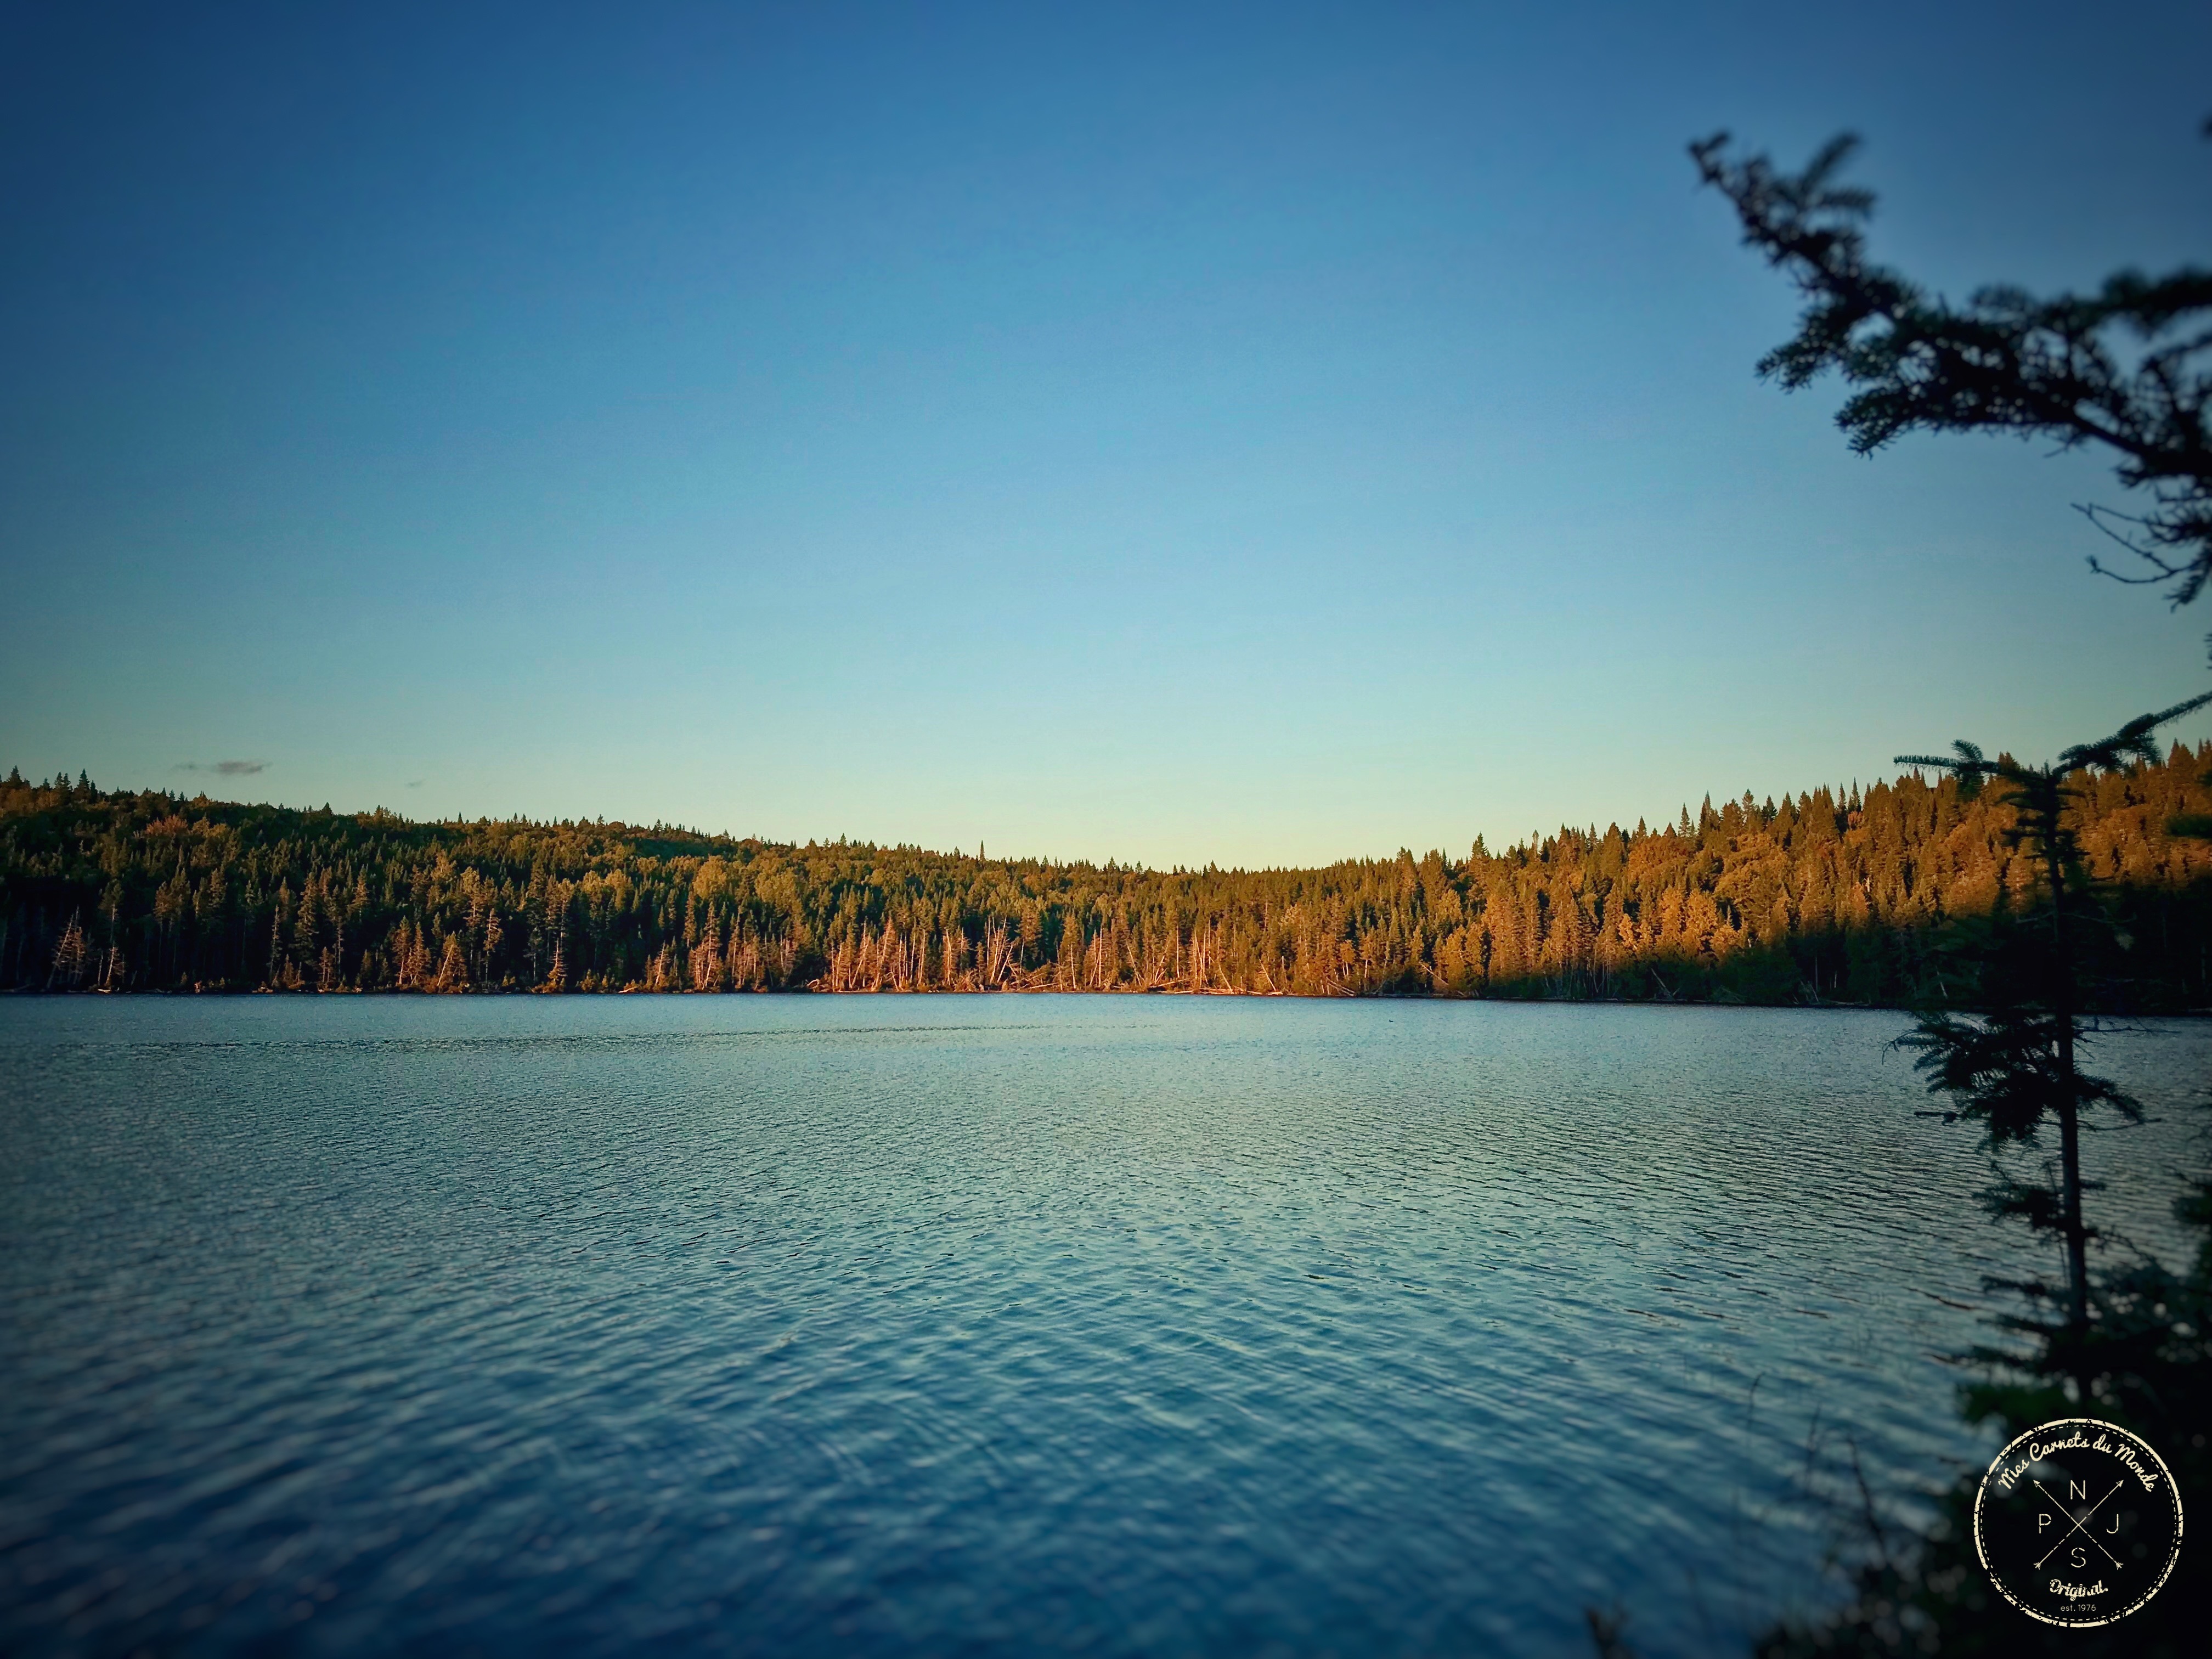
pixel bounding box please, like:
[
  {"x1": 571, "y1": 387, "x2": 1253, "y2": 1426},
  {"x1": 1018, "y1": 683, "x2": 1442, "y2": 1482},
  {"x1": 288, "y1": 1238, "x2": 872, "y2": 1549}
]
[{"x1": 2072, "y1": 1547, "x2": 2087, "y2": 1569}]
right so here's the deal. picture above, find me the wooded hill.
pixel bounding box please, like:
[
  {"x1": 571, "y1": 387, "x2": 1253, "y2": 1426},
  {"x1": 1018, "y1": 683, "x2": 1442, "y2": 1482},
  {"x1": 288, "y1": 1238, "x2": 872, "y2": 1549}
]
[{"x1": 5, "y1": 749, "x2": 2210, "y2": 1007}]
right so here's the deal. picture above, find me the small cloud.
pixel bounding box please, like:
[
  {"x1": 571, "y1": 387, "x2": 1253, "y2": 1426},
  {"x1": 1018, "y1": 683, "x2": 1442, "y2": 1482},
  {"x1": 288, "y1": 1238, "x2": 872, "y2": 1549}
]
[{"x1": 176, "y1": 759, "x2": 270, "y2": 776}]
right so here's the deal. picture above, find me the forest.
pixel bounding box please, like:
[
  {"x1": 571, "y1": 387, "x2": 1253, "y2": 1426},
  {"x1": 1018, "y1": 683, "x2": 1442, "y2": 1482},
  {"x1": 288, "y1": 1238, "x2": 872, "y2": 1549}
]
[{"x1": 4, "y1": 750, "x2": 2210, "y2": 1007}]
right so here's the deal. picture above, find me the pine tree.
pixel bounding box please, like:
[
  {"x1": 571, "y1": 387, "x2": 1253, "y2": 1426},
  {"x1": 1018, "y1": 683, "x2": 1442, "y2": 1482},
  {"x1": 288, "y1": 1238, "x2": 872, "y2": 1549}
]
[
  {"x1": 1897, "y1": 692, "x2": 2212, "y2": 1352},
  {"x1": 50, "y1": 911, "x2": 89, "y2": 989},
  {"x1": 433, "y1": 933, "x2": 468, "y2": 992}
]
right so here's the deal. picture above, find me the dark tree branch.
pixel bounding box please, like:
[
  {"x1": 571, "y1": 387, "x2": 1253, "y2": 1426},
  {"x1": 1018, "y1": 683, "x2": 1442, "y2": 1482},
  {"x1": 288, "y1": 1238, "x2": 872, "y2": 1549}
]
[{"x1": 1692, "y1": 133, "x2": 2212, "y2": 610}]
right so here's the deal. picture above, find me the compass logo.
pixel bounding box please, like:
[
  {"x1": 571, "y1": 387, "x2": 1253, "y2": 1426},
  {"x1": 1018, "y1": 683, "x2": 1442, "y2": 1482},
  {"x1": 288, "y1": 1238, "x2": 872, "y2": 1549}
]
[{"x1": 1972, "y1": 1418, "x2": 2185, "y2": 1628}]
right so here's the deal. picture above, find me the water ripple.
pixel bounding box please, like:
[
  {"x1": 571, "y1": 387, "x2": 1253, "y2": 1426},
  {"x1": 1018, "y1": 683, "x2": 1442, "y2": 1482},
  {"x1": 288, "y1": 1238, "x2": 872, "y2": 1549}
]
[{"x1": 2, "y1": 996, "x2": 2204, "y2": 1657}]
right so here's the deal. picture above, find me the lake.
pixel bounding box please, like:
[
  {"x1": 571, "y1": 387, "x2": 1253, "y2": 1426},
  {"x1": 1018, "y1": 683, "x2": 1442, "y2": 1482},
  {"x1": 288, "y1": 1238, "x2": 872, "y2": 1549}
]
[{"x1": 3, "y1": 996, "x2": 2205, "y2": 1657}]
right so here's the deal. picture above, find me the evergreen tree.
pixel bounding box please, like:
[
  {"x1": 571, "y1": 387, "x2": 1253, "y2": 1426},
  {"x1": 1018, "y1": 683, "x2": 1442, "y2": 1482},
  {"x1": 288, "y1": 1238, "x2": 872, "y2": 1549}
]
[{"x1": 1895, "y1": 693, "x2": 2212, "y2": 1348}]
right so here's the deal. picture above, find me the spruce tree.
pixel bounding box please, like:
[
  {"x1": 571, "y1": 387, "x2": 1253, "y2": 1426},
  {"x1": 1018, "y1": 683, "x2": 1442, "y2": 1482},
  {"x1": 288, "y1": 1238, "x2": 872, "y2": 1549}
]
[{"x1": 1895, "y1": 692, "x2": 2212, "y2": 1352}]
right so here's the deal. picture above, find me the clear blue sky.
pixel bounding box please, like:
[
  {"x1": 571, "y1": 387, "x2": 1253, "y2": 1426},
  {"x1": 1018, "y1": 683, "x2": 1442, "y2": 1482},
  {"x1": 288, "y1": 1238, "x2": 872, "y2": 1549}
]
[{"x1": 4, "y1": 1, "x2": 2209, "y2": 867}]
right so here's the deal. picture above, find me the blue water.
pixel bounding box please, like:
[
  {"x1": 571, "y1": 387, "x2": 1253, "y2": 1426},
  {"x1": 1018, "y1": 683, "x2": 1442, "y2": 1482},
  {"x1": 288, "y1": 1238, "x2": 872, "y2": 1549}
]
[{"x1": 3, "y1": 997, "x2": 2205, "y2": 1657}]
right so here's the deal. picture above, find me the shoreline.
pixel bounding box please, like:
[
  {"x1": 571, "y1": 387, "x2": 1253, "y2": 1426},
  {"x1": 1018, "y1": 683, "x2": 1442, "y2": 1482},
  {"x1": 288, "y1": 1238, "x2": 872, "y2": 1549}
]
[{"x1": 9, "y1": 984, "x2": 2210, "y2": 1018}]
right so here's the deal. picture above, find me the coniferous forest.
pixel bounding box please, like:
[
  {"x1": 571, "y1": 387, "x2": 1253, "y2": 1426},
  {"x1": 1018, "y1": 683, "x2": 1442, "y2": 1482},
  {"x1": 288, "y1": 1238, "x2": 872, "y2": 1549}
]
[{"x1": 4, "y1": 752, "x2": 2211, "y2": 1007}]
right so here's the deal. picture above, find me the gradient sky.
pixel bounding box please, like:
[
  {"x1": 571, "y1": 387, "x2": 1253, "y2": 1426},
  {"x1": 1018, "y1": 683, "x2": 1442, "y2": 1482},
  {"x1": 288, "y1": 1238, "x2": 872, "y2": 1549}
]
[{"x1": 4, "y1": 1, "x2": 2209, "y2": 867}]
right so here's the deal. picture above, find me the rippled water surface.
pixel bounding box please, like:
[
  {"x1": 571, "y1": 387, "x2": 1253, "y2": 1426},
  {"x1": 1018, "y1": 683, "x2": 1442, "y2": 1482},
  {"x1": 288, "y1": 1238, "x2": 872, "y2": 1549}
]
[{"x1": 3, "y1": 997, "x2": 2205, "y2": 1657}]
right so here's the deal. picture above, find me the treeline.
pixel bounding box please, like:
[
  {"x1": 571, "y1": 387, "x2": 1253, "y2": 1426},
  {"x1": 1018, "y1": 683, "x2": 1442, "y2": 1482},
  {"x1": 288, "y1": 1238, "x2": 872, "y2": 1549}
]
[{"x1": 4, "y1": 749, "x2": 2211, "y2": 1007}]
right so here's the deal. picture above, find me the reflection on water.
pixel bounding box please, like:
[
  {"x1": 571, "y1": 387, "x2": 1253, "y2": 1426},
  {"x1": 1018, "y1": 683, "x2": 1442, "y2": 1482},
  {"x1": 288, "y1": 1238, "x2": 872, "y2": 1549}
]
[{"x1": 2, "y1": 996, "x2": 2203, "y2": 1656}]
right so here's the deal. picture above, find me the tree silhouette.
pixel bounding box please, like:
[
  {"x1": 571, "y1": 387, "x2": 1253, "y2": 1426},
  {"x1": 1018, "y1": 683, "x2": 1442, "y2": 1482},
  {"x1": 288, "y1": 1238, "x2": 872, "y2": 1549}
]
[
  {"x1": 1692, "y1": 121, "x2": 2212, "y2": 1657},
  {"x1": 1691, "y1": 132, "x2": 2212, "y2": 623},
  {"x1": 1746, "y1": 698, "x2": 2212, "y2": 1658},
  {"x1": 1894, "y1": 692, "x2": 2212, "y2": 1345}
]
